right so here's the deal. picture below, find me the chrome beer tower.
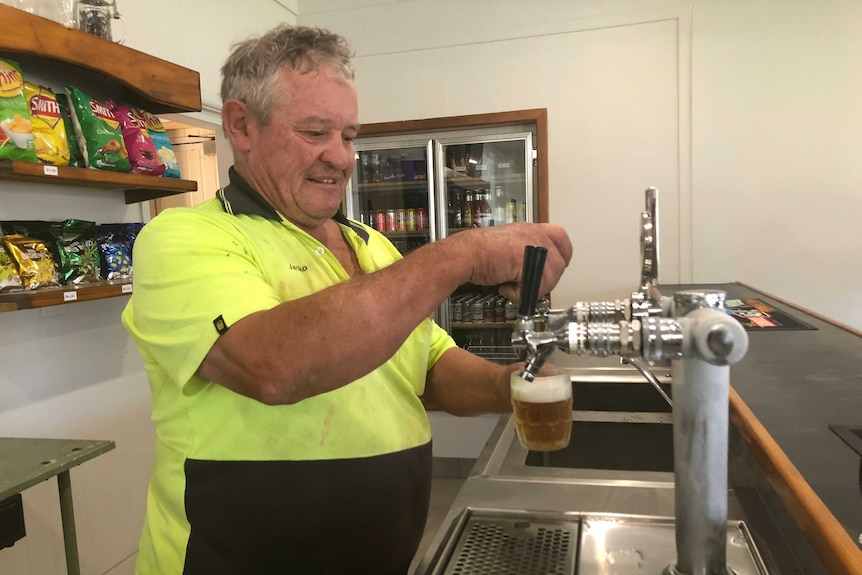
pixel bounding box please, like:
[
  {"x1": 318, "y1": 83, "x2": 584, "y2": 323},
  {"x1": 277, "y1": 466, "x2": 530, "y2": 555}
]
[{"x1": 512, "y1": 188, "x2": 749, "y2": 575}]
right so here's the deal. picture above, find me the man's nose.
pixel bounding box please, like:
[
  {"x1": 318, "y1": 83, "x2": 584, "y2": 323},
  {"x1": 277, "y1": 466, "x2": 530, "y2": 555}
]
[{"x1": 320, "y1": 136, "x2": 352, "y2": 170}]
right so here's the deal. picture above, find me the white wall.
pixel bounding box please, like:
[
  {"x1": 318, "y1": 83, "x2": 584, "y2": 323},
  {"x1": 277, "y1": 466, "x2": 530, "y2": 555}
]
[
  {"x1": 301, "y1": 0, "x2": 862, "y2": 331},
  {"x1": 690, "y1": 0, "x2": 862, "y2": 329},
  {"x1": 0, "y1": 189, "x2": 148, "y2": 575},
  {"x1": 301, "y1": 0, "x2": 690, "y2": 308},
  {"x1": 0, "y1": 3, "x2": 295, "y2": 574},
  {"x1": 298, "y1": 0, "x2": 862, "y2": 456},
  {"x1": 300, "y1": 0, "x2": 690, "y2": 457},
  {"x1": 122, "y1": 0, "x2": 298, "y2": 112}
]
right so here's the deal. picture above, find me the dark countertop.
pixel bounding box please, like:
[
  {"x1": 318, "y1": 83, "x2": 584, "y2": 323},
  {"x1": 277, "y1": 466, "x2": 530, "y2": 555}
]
[{"x1": 662, "y1": 282, "x2": 862, "y2": 547}]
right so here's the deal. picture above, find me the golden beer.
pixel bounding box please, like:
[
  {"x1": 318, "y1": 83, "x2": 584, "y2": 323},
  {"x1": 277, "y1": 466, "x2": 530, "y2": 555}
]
[{"x1": 510, "y1": 373, "x2": 572, "y2": 451}]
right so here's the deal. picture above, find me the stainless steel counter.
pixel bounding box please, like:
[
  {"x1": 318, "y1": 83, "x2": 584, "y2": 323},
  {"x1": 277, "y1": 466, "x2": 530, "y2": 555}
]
[
  {"x1": 414, "y1": 413, "x2": 768, "y2": 574},
  {"x1": 414, "y1": 283, "x2": 862, "y2": 574}
]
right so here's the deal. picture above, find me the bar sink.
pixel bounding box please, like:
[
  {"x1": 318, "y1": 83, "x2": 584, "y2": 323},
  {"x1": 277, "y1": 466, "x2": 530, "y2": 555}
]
[
  {"x1": 514, "y1": 361, "x2": 676, "y2": 474},
  {"x1": 560, "y1": 360, "x2": 673, "y2": 414},
  {"x1": 526, "y1": 418, "x2": 674, "y2": 473},
  {"x1": 572, "y1": 381, "x2": 672, "y2": 413}
]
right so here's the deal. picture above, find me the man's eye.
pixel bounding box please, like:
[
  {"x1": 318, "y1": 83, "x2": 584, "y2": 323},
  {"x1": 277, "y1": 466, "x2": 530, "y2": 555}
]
[
  {"x1": 343, "y1": 135, "x2": 355, "y2": 144},
  {"x1": 303, "y1": 131, "x2": 326, "y2": 139}
]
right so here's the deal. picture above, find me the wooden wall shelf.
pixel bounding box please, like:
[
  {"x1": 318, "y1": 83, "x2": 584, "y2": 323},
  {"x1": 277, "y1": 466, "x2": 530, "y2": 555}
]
[
  {"x1": 0, "y1": 8, "x2": 204, "y2": 313},
  {"x1": 0, "y1": 280, "x2": 133, "y2": 313},
  {"x1": 0, "y1": 5, "x2": 201, "y2": 114},
  {"x1": 0, "y1": 160, "x2": 197, "y2": 204}
]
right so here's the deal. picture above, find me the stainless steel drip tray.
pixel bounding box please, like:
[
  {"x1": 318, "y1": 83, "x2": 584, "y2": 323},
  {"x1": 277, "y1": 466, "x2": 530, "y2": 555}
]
[
  {"x1": 426, "y1": 508, "x2": 769, "y2": 575},
  {"x1": 427, "y1": 508, "x2": 581, "y2": 575}
]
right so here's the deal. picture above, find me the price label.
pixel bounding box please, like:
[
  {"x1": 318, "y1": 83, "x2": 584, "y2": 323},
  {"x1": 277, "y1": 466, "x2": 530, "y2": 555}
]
[
  {"x1": 121, "y1": 284, "x2": 133, "y2": 294},
  {"x1": 497, "y1": 162, "x2": 511, "y2": 169},
  {"x1": 63, "y1": 291, "x2": 78, "y2": 302},
  {"x1": 43, "y1": 165, "x2": 59, "y2": 176}
]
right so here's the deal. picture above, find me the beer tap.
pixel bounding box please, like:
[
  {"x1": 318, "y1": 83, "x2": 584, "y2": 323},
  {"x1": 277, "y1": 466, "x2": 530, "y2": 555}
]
[
  {"x1": 509, "y1": 187, "x2": 751, "y2": 575},
  {"x1": 513, "y1": 245, "x2": 557, "y2": 380}
]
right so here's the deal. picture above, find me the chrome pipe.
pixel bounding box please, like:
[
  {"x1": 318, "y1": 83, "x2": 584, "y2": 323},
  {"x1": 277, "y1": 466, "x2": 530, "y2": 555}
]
[
  {"x1": 621, "y1": 356, "x2": 673, "y2": 407},
  {"x1": 670, "y1": 356, "x2": 730, "y2": 575}
]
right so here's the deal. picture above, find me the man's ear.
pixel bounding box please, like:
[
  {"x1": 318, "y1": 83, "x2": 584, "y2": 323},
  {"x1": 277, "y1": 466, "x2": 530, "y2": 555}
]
[{"x1": 222, "y1": 99, "x2": 252, "y2": 153}]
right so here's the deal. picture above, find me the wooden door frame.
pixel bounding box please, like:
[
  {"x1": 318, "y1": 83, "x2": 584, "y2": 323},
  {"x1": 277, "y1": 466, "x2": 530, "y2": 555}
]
[{"x1": 358, "y1": 109, "x2": 549, "y2": 223}]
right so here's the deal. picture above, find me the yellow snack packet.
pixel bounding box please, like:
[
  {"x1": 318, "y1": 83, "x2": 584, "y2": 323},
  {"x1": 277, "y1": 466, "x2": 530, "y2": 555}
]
[
  {"x1": 1, "y1": 234, "x2": 59, "y2": 290},
  {"x1": 24, "y1": 82, "x2": 70, "y2": 166}
]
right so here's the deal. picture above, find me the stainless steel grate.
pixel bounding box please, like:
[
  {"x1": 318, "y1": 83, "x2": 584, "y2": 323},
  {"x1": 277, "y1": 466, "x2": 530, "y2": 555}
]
[{"x1": 442, "y1": 517, "x2": 576, "y2": 575}]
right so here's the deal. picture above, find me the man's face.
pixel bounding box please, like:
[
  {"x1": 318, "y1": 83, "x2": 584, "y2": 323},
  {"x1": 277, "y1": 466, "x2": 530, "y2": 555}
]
[{"x1": 244, "y1": 65, "x2": 359, "y2": 229}]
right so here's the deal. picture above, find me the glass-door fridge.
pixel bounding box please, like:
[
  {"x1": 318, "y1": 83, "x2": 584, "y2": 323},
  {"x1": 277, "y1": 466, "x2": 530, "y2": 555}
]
[
  {"x1": 347, "y1": 139, "x2": 435, "y2": 255},
  {"x1": 346, "y1": 126, "x2": 537, "y2": 364}
]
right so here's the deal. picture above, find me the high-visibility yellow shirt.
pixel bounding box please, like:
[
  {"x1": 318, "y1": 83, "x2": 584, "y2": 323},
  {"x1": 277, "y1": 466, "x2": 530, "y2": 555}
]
[{"x1": 122, "y1": 167, "x2": 455, "y2": 574}]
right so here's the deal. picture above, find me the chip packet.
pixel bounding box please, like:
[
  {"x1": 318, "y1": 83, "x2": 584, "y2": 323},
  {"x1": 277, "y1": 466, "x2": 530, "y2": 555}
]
[
  {"x1": 94, "y1": 225, "x2": 132, "y2": 280},
  {"x1": 2, "y1": 219, "x2": 100, "y2": 286},
  {"x1": 1, "y1": 234, "x2": 59, "y2": 290},
  {"x1": 0, "y1": 59, "x2": 39, "y2": 162},
  {"x1": 56, "y1": 93, "x2": 85, "y2": 167},
  {"x1": 108, "y1": 100, "x2": 165, "y2": 176},
  {"x1": 0, "y1": 242, "x2": 23, "y2": 292},
  {"x1": 136, "y1": 107, "x2": 181, "y2": 178},
  {"x1": 65, "y1": 85, "x2": 130, "y2": 172},
  {"x1": 24, "y1": 82, "x2": 70, "y2": 166},
  {"x1": 96, "y1": 222, "x2": 144, "y2": 277},
  {"x1": 121, "y1": 222, "x2": 145, "y2": 249}
]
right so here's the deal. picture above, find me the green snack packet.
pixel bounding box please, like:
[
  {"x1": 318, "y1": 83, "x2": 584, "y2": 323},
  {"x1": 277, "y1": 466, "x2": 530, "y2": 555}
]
[
  {"x1": 56, "y1": 92, "x2": 85, "y2": 168},
  {"x1": 65, "y1": 85, "x2": 130, "y2": 172},
  {"x1": 0, "y1": 59, "x2": 39, "y2": 162}
]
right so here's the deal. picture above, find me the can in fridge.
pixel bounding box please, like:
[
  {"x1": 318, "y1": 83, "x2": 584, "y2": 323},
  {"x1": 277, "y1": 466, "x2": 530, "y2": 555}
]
[
  {"x1": 406, "y1": 208, "x2": 416, "y2": 231},
  {"x1": 376, "y1": 210, "x2": 386, "y2": 231},
  {"x1": 416, "y1": 208, "x2": 427, "y2": 230},
  {"x1": 396, "y1": 209, "x2": 407, "y2": 231},
  {"x1": 386, "y1": 209, "x2": 397, "y2": 231}
]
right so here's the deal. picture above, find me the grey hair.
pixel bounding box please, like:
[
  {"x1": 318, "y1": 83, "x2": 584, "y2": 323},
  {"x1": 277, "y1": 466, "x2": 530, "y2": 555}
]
[{"x1": 220, "y1": 24, "x2": 355, "y2": 125}]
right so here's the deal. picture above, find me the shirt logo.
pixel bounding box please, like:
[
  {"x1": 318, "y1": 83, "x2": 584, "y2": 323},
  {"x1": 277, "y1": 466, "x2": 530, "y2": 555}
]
[
  {"x1": 213, "y1": 315, "x2": 229, "y2": 335},
  {"x1": 290, "y1": 263, "x2": 308, "y2": 272}
]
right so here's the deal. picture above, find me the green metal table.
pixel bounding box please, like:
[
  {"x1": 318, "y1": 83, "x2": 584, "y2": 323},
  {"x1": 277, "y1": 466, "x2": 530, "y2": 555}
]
[{"x1": 0, "y1": 438, "x2": 116, "y2": 575}]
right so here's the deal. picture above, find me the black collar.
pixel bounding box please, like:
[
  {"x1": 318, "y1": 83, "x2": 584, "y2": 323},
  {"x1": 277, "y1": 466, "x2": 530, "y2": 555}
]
[{"x1": 217, "y1": 166, "x2": 369, "y2": 244}]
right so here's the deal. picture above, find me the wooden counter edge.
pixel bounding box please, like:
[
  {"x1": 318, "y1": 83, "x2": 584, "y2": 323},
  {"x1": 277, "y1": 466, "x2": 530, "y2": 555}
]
[{"x1": 729, "y1": 387, "x2": 862, "y2": 575}]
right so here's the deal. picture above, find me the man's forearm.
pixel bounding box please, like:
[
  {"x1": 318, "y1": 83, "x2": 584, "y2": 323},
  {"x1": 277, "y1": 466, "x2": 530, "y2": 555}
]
[
  {"x1": 421, "y1": 347, "x2": 515, "y2": 416},
  {"x1": 198, "y1": 223, "x2": 571, "y2": 405},
  {"x1": 199, "y1": 237, "x2": 473, "y2": 404}
]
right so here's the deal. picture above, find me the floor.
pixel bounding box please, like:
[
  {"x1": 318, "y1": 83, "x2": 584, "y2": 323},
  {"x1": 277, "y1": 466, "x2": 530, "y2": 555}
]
[{"x1": 409, "y1": 477, "x2": 465, "y2": 574}]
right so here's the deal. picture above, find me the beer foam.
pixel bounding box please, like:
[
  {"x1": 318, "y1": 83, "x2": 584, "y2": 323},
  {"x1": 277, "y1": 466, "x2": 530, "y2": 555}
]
[{"x1": 510, "y1": 373, "x2": 572, "y2": 403}]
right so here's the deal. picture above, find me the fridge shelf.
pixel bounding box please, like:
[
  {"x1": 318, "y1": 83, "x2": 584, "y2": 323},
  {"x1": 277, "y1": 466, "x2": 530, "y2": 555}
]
[
  {"x1": 357, "y1": 181, "x2": 429, "y2": 192},
  {"x1": 446, "y1": 175, "x2": 489, "y2": 192},
  {"x1": 466, "y1": 345, "x2": 524, "y2": 364},
  {"x1": 451, "y1": 321, "x2": 515, "y2": 329},
  {"x1": 446, "y1": 173, "x2": 527, "y2": 191}
]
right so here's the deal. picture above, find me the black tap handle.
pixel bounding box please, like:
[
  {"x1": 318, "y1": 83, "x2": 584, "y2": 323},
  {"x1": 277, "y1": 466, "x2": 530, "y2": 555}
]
[{"x1": 518, "y1": 245, "x2": 547, "y2": 317}]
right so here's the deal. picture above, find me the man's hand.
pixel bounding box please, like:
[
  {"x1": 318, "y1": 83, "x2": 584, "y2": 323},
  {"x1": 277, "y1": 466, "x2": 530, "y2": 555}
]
[{"x1": 445, "y1": 223, "x2": 572, "y2": 302}]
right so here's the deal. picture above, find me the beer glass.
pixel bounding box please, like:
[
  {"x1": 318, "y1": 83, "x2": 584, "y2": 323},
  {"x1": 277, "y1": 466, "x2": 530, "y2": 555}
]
[{"x1": 510, "y1": 370, "x2": 572, "y2": 451}]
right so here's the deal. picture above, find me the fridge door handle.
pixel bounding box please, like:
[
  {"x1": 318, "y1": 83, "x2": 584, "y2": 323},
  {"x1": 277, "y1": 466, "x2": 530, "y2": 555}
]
[{"x1": 426, "y1": 139, "x2": 437, "y2": 244}]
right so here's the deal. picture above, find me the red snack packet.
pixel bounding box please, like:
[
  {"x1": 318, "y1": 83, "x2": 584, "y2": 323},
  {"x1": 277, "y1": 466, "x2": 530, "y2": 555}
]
[{"x1": 108, "y1": 100, "x2": 165, "y2": 176}]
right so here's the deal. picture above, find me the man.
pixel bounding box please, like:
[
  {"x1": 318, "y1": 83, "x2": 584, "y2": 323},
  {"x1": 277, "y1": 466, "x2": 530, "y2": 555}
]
[{"x1": 122, "y1": 23, "x2": 571, "y2": 574}]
